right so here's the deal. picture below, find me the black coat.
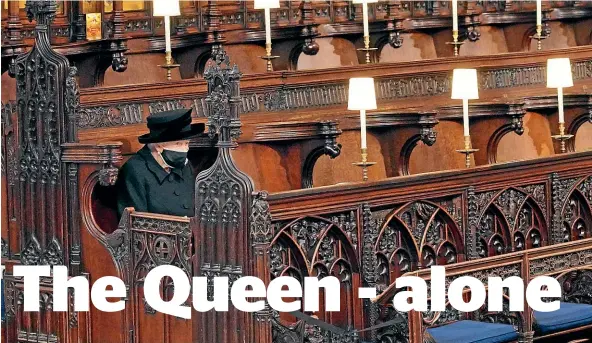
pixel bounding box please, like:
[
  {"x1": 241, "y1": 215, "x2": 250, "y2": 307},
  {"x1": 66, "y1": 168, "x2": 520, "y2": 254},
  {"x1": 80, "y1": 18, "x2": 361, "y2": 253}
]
[{"x1": 116, "y1": 146, "x2": 195, "y2": 219}]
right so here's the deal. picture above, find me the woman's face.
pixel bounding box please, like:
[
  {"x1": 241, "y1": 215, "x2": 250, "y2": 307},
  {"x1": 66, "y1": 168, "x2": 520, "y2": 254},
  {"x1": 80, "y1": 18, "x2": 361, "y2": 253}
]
[{"x1": 154, "y1": 140, "x2": 190, "y2": 152}]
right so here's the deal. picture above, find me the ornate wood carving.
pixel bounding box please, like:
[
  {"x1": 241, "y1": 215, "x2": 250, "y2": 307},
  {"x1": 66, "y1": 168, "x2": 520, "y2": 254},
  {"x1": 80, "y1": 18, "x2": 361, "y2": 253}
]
[
  {"x1": 11, "y1": 0, "x2": 78, "y2": 272},
  {"x1": 75, "y1": 55, "x2": 592, "y2": 129},
  {"x1": 193, "y1": 44, "x2": 256, "y2": 343},
  {"x1": 551, "y1": 173, "x2": 583, "y2": 244},
  {"x1": 475, "y1": 187, "x2": 548, "y2": 257}
]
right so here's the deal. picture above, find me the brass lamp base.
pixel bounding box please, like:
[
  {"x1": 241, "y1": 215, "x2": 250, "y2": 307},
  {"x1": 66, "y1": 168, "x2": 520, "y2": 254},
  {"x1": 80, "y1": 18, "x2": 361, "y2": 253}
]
[
  {"x1": 456, "y1": 136, "x2": 478, "y2": 168},
  {"x1": 352, "y1": 148, "x2": 376, "y2": 182},
  {"x1": 446, "y1": 30, "x2": 464, "y2": 56},
  {"x1": 158, "y1": 51, "x2": 180, "y2": 81},
  {"x1": 551, "y1": 123, "x2": 573, "y2": 154},
  {"x1": 259, "y1": 43, "x2": 279, "y2": 72},
  {"x1": 529, "y1": 24, "x2": 548, "y2": 51},
  {"x1": 357, "y1": 35, "x2": 377, "y2": 64}
]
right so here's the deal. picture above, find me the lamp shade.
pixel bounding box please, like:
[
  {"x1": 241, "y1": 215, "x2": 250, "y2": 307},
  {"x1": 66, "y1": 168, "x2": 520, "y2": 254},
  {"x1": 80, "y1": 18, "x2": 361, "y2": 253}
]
[
  {"x1": 451, "y1": 69, "x2": 479, "y2": 100},
  {"x1": 153, "y1": 0, "x2": 180, "y2": 16},
  {"x1": 352, "y1": 0, "x2": 379, "y2": 3},
  {"x1": 348, "y1": 78, "x2": 377, "y2": 111},
  {"x1": 547, "y1": 58, "x2": 573, "y2": 88},
  {"x1": 254, "y1": 0, "x2": 280, "y2": 9}
]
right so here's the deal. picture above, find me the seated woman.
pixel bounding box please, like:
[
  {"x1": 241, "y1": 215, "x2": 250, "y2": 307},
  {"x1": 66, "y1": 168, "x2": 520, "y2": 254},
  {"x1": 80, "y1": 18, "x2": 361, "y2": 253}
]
[{"x1": 116, "y1": 108, "x2": 205, "y2": 218}]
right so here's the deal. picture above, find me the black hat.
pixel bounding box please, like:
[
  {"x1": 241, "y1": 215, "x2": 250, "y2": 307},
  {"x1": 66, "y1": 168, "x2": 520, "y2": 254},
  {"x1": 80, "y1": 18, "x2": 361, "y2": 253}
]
[{"x1": 138, "y1": 108, "x2": 205, "y2": 144}]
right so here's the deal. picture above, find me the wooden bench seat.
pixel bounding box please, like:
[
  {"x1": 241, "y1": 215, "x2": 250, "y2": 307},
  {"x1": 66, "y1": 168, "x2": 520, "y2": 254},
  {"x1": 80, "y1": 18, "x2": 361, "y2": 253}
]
[
  {"x1": 423, "y1": 301, "x2": 592, "y2": 343},
  {"x1": 533, "y1": 302, "x2": 592, "y2": 336},
  {"x1": 426, "y1": 320, "x2": 519, "y2": 343}
]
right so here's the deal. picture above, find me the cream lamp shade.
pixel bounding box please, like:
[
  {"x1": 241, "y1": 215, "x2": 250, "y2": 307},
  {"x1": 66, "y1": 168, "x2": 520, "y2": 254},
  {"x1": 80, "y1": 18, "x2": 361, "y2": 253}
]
[
  {"x1": 348, "y1": 78, "x2": 377, "y2": 111},
  {"x1": 352, "y1": 0, "x2": 379, "y2": 3},
  {"x1": 254, "y1": 0, "x2": 280, "y2": 9},
  {"x1": 547, "y1": 58, "x2": 573, "y2": 88},
  {"x1": 451, "y1": 69, "x2": 479, "y2": 100},
  {"x1": 153, "y1": 0, "x2": 180, "y2": 16}
]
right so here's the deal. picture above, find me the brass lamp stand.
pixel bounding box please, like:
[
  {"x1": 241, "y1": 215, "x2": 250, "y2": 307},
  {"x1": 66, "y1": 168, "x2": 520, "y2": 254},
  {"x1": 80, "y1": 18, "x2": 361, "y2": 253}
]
[
  {"x1": 158, "y1": 51, "x2": 180, "y2": 80},
  {"x1": 260, "y1": 43, "x2": 279, "y2": 72},
  {"x1": 353, "y1": 148, "x2": 376, "y2": 182},
  {"x1": 530, "y1": 24, "x2": 547, "y2": 51},
  {"x1": 357, "y1": 35, "x2": 377, "y2": 64},
  {"x1": 456, "y1": 135, "x2": 478, "y2": 168},
  {"x1": 551, "y1": 122, "x2": 573, "y2": 154},
  {"x1": 447, "y1": 30, "x2": 463, "y2": 57}
]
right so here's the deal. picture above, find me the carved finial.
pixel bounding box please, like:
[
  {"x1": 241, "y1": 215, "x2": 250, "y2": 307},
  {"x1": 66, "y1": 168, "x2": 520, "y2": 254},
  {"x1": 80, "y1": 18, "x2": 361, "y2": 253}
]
[{"x1": 204, "y1": 44, "x2": 242, "y2": 146}]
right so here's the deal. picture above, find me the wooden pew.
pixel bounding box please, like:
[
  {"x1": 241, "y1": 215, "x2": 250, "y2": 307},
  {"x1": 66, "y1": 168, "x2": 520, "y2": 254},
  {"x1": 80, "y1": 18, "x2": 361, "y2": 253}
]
[
  {"x1": 265, "y1": 151, "x2": 592, "y2": 342},
  {"x1": 374, "y1": 238, "x2": 592, "y2": 343}
]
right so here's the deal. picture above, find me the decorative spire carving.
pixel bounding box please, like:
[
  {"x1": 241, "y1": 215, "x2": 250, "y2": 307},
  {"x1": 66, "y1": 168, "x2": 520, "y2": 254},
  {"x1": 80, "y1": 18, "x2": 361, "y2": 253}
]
[
  {"x1": 12, "y1": 0, "x2": 81, "y2": 271},
  {"x1": 194, "y1": 44, "x2": 257, "y2": 343},
  {"x1": 203, "y1": 44, "x2": 243, "y2": 146}
]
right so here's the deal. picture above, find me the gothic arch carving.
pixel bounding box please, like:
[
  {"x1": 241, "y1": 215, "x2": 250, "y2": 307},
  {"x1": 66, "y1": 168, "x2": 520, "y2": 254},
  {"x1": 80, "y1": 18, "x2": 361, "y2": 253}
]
[
  {"x1": 560, "y1": 176, "x2": 592, "y2": 242},
  {"x1": 270, "y1": 216, "x2": 360, "y2": 330},
  {"x1": 477, "y1": 187, "x2": 548, "y2": 256},
  {"x1": 273, "y1": 216, "x2": 359, "y2": 277},
  {"x1": 396, "y1": 201, "x2": 464, "y2": 267},
  {"x1": 269, "y1": 230, "x2": 310, "y2": 281},
  {"x1": 374, "y1": 214, "x2": 419, "y2": 291},
  {"x1": 374, "y1": 200, "x2": 463, "y2": 289},
  {"x1": 477, "y1": 205, "x2": 512, "y2": 258}
]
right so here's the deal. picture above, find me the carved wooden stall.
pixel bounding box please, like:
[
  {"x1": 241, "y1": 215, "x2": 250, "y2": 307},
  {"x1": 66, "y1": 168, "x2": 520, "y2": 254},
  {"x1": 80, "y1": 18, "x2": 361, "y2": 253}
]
[
  {"x1": 74, "y1": 45, "x2": 592, "y2": 191},
  {"x1": 3, "y1": 2, "x2": 592, "y2": 343},
  {"x1": 1, "y1": 1, "x2": 120, "y2": 342},
  {"x1": 2, "y1": 1, "x2": 591, "y2": 87},
  {"x1": 265, "y1": 152, "x2": 592, "y2": 343}
]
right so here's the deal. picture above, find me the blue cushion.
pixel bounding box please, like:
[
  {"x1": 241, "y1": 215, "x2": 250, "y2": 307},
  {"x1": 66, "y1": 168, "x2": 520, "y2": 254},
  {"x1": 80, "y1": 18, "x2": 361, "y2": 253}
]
[
  {"x1": 533, "y1": 302, "x2": 592, "y2": 335},
  {"x1": 427, "y1": 320, "x2": 519, "y2": 343}
]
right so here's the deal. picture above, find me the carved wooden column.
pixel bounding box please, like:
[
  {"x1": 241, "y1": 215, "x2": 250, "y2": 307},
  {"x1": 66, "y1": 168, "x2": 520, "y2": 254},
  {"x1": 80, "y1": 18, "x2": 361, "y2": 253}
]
[
  {"x1": 4, "y1": 1, "x2": 85, "y2": 342},
  {"x1": 106, "y1": 0, "x2": 127, "y2": 72},
  {"x1": 110, "y1": 0, "x2": 125, "y2": 39},
  {"x1": 204, "y1": 0, "x2": 222, "y2": 41},
  {"x1": 192, "y1": 45, "x2": 257, "y2": 343},
  {"x1": 250, "y1": 192, "x2": 274, "y2": 343}
]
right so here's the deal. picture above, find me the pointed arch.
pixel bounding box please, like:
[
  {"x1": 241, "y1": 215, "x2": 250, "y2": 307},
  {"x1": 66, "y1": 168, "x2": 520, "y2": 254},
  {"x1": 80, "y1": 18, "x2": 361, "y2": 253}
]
[
  {"x1": 375, "y1": 211, "x2": 420, "y2": 288},
  {"x1": 310, "y1": 223, "x2": 359, "y2": 275},
  {"x1": 562, "y1": 188, "x2": 592, "y2": 242},
  {"x1": 269, "y1": 230, "x2": 310, "y2": 281},
  {"x1": 514, "y1": 197, "x2": 548, "y2": 249},
  {"x1": 477, "y1": 203, "x2": 512, "y2": 257}
]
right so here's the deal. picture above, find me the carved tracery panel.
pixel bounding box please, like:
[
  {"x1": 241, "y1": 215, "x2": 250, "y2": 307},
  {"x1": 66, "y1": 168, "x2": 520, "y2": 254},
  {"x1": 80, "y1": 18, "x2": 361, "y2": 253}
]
[
  {"x1": 477, "y1": 188, "x2": 548, "y2": 256},
  {"x1": 269, "y1": 216, "x2": 361, "y2": 341},
  {"x1": 374, "y1": 201, "x2": 463, "y2": 292},
  {"x1": 561, "y1": 177, "x2": 592, "y2": 242},
  {"x1": 374, "y1": 216, "x2": 418, "y2": 292},
  {"x1": 130, "y1": 216, "x2": 192, "y2": 316},
  {"x1": 397, "y1": 201, "x2": 463, "y2": 267}
]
